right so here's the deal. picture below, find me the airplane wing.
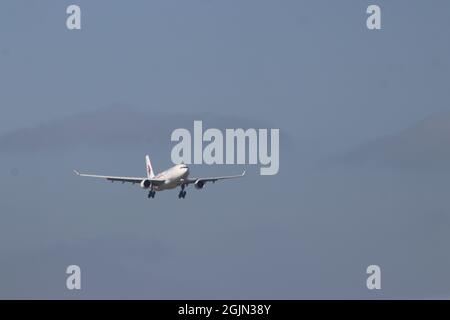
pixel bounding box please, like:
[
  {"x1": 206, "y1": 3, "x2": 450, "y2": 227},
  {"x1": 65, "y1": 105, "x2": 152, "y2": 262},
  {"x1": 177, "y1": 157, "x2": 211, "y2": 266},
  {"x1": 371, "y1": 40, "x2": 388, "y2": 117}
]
[
  {"x1": 182, "y1": 170, "x2": 246, "y2": 185},
  {"x1": 73, "y1": 170, "x2": 165, "y2": 185}
]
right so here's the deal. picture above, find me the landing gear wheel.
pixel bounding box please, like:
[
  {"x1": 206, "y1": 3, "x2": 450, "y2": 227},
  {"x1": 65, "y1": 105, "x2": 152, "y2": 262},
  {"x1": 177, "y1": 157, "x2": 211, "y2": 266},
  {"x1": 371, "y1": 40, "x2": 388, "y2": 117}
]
[
  {"x1": 178, "y1": 184, "x2": 187, "y2": 199},
  {"x1": 148, "y1": 190, "x2": 155, "y2": 198}
]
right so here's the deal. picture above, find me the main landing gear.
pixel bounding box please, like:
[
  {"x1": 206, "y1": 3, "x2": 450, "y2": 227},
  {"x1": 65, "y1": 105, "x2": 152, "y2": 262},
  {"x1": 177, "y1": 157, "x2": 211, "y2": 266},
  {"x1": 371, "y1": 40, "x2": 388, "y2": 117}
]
[
  {"x1": 178, "y1": 184, "x2": 187, "y2": 199},
  {"x1": 148, "y1": 190, "x2": 156, "y2": 198}
]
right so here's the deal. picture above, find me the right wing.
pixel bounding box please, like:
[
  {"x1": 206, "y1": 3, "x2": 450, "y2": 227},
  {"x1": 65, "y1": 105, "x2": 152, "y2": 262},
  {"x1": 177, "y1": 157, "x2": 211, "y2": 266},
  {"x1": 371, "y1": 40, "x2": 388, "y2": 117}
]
[
  {"x1": 182, "y1": 170, "x2": 246, "y2": 185},
  {"x1": 73, "y1": 170, "x2": 165, "y2": 185}
]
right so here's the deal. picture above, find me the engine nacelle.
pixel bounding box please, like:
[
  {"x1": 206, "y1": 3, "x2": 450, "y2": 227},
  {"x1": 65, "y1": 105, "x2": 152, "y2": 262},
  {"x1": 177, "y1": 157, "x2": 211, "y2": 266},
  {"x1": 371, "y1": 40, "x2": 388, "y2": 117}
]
[
  {"x1": 140, "y1": 179, "x2": 151, "y2": 189},
  {"x1": 194, "y1": 180, "x2": 205, "y2": 189}
]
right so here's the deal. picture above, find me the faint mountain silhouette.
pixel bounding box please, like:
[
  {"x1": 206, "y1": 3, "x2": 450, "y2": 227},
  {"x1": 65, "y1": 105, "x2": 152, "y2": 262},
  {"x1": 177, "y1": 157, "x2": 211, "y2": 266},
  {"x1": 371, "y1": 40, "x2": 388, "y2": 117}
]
[
  {"x1": 330, "y1": 111, "x2": 450, "y2": 169},
  {"x1": 0, "y1": 105, "x2": 286, "y2": 152}
]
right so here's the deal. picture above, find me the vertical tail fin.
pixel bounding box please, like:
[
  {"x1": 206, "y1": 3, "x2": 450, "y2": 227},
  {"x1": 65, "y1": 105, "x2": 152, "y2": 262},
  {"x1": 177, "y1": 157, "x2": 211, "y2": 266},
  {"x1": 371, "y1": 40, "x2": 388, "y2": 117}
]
[{"x1": 146, "y1": 155, "x2": 155, "y2": 179}]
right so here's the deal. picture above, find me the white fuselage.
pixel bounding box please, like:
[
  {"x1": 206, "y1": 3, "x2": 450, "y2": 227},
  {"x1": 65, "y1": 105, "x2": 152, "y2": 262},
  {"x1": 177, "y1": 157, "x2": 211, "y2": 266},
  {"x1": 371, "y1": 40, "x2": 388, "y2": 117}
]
[{"x1": 153, "y1": 164, "x2": 190, "y2": 191}]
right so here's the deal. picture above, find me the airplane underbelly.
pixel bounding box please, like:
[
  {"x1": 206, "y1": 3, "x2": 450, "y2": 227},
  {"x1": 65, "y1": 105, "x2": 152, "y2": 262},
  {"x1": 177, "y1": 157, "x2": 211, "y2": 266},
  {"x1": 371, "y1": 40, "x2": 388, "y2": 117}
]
[
  {"x1": 154, "y1": 171, "x2": 188, "y2": 191},
  {"x1": 156, "y1": 180, "x2": 179, "y2": 190}
]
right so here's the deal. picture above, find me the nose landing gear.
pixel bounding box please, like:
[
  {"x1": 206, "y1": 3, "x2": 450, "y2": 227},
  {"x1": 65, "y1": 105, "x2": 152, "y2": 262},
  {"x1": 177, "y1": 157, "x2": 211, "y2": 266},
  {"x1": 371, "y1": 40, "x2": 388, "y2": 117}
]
[{"x1": 178, "y1": 184, "x2": 187, "y2": 199}]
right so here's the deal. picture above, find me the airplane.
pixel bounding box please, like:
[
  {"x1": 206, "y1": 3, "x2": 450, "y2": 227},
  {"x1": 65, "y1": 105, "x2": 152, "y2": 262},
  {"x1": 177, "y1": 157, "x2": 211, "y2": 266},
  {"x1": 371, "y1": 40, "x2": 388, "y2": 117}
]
[{"x1": 74, "y1": 155, "x2": 245, "y2": 199}]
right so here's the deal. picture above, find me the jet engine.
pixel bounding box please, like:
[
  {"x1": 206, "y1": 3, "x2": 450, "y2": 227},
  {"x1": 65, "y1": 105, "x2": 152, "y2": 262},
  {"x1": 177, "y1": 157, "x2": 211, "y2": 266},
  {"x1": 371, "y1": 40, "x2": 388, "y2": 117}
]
[
  {"x1": 194, "y1": 180, "x2": 205, "y2": 189},
  {"x1": 140, "y1": 179, "x2": 151, "y2": 189}
]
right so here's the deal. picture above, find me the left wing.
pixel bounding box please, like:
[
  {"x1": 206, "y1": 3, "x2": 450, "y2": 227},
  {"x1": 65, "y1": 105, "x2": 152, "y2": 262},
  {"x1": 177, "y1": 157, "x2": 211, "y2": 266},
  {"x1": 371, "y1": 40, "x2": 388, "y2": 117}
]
[
  {"x1": 182, "y1": 170, "x2": 246, "y2": 185},
  {"x1": 73, "y1": 170, "x2": 165, "y2": 185}
]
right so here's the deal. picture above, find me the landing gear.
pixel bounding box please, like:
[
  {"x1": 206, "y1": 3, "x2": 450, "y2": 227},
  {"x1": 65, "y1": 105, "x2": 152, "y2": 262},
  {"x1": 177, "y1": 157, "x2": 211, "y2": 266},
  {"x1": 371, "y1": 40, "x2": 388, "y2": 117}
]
[
  {"x1": 178, "y1": 184, "x2": 187, "y2": 199},
  {"x1": 148, "y1": 190, "x2": 155, "y2": 198}
]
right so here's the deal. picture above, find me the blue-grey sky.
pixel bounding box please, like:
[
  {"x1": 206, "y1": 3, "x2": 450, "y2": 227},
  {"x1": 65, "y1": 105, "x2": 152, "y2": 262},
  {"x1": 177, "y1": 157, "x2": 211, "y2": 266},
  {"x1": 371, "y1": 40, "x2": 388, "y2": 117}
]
[{"x1": 1, "y1": 0, "x2": 450, "y2": 299}]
